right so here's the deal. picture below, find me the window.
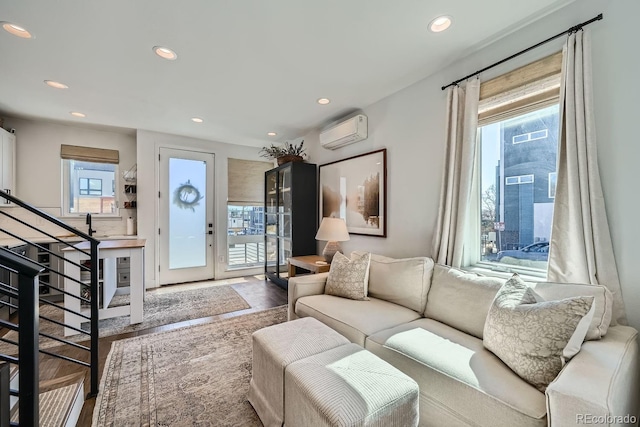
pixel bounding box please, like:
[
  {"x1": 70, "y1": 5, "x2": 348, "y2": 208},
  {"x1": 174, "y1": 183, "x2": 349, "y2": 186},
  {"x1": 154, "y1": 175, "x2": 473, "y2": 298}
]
[
  {"x1": 79, "y1": 178, "x2": 102, "y2": 195},
  {"x1": 62, "y1": 159, "x2": 118, "y2": 215},
  {"x1": 505, "y1": 174, "x2": 534, "y2": 185},
  {"x1": 477, "y1": 52, "x2": 562, "y2": 273},
  {"x1": 512, "y1": 129, "x2": 548, "y2": 144},
  {"x1": 227, "y1": 158, "x2": 273, "y2": 269},
  {"x1": 480, "y1": 105, "x2": 559, "y2": 271},
  {"x1": 227, "y1": 205, "x2": 265, "y2": 268},
  {"x1": 61, "y1": 144, "x2": 120, "y2": 216}
]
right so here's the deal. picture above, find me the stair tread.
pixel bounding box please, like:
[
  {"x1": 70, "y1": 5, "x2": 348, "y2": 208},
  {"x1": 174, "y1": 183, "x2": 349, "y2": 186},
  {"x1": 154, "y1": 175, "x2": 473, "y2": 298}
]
[{"x1": 10, "y1": 374, "x2": 84, "y2": 426}]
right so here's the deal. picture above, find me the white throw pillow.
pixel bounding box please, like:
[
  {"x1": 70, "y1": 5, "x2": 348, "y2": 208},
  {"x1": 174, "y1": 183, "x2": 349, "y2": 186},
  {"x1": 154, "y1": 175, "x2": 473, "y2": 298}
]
[
  {"x1": 325, "y1": 252, "x2": 371, "y2": 301},
  {"x1": 483, "y1": 274, "x2": 594, "y2": 392}
]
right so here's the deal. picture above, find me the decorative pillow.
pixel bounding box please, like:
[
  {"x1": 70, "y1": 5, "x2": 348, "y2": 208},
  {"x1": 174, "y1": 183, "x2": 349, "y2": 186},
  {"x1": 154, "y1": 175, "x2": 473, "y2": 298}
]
[
  {"x1": 530, "y1": 281, "x2": 612, "y2": 340},
  {"x1": 483, "y1": 274, "x2": 594, "y2": 392},
  {"x1": 325, "y1": 252, "x2": 371, "y2": 301}
]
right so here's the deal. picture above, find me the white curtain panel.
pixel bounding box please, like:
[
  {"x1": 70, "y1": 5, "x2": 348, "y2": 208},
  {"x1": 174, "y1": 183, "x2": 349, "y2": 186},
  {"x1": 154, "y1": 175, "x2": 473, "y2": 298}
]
[
  {"x1": 432, "y1": 79, "x2": 480, "y2": 267},
  {"x1": 548, "y1": 30, "x2": 627, "y2": 325}
]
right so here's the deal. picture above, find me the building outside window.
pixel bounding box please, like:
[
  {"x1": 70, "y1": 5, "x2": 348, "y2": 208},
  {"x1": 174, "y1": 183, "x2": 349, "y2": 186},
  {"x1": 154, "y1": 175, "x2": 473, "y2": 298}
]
[
  {"x1": 480, "y1": 104, "x2": 559, "y2": 270},
  {"x1": 79, "y1": 177, "x2": 102, "y2": 195}
]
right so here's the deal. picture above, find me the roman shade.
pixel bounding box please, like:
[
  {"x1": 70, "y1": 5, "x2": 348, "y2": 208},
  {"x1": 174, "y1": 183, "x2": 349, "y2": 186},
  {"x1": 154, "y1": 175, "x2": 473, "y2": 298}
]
[
  {"x1": 227, "y1": 158, "x2": 273, "y2": 204},
  {"x1": 60, "y1": 144, "x2": 119, "y2": 164},
  {"x1": 478, "y1": 51, "x2": 562, "y2": 125}
]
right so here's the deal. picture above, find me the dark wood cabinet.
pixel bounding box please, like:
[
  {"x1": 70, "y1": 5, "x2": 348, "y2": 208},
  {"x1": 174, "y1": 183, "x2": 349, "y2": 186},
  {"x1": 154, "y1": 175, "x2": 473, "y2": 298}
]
[{"x1": 264, "y1": 161, "x2": 317, "y2": 289}]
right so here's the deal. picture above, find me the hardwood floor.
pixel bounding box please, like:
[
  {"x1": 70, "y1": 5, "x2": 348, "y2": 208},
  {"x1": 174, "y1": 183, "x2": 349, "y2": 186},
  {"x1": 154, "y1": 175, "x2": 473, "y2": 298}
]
[{"x1": 36, "y1": 276, "x2": 288, "y2": 426}]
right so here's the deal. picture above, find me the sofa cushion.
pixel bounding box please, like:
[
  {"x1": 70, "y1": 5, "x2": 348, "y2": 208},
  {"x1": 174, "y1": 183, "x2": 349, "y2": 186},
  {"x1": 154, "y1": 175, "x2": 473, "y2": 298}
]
[
  {"x1": 530, "y1": 281, "x2": 613, "y2": 340},
  {"x1": 424, "y1": 264, "x2": 505, "y2": 339},
  {"x1": 366, "y1": 318, "x2": 546, "y2": 427},
  {"x1": 295, "y1": 294, "x2": 422, "y2": 346},
  {"x1": 325, "y1": 251, "x2": 371, "y2": 301},
  {"x1": 352, "y1": 251, "x2": 433, "y2": 313},
  {"x1": 483, "y1": 275, "x2": 594, "y2": 392}
]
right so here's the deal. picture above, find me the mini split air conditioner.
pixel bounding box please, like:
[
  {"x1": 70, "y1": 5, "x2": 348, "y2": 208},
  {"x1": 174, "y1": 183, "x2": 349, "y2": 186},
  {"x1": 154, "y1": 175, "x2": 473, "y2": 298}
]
[{"x1": 319, "y1": 114, "x2": 368, "y2": 150}]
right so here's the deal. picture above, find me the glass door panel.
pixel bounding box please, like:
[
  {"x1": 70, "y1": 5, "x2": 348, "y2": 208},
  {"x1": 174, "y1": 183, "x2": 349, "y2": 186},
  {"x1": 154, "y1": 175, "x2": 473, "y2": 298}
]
[
  {"x1": 159, "y1": 148, "x2": 214, "y2": 285},
  {"x1": 169, "y1": 157, "x2": 207, "y2": 269},
  {"x1": 279, "y1": 213, "x2": 291, "y2": 239},
  {"x1": 266, "y1": 172, "x2": 278, "y2": 214},
  {"x1": 265, "y1": 236, "x2": 277, "y2": 274},
  {"x1": 279, "y1": 168, "x2": 292, "y2": 214}
]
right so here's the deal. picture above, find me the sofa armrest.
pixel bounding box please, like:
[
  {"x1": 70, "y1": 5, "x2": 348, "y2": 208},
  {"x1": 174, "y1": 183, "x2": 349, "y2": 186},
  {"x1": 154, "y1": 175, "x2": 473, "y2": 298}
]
[
  {"x1": 287, "y1": 273, "x2": 329, "y2": 321},
  {"x1": 546, "y1": 326, "x2": 639, "y2": 426}
]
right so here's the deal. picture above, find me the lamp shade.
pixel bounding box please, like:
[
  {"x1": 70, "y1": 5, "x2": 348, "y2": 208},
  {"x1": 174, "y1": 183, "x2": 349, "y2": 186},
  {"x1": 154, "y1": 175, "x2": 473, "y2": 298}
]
[{"x1": 315, "y1": 218, "x2": 350, "y2": 242}]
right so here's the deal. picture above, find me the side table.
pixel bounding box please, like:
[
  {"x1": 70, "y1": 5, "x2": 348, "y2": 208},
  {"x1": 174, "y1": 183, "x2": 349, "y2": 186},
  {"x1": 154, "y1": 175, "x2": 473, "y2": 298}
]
[{"x1": 288, "y1": 255, "x2": 330, "y2": 278}]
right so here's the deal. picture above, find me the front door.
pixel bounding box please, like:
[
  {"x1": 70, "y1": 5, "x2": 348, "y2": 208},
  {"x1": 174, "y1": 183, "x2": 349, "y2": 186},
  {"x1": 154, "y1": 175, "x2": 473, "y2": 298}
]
[{"x1": 159, "y1": 148, "x2": 215, "y2": 285}]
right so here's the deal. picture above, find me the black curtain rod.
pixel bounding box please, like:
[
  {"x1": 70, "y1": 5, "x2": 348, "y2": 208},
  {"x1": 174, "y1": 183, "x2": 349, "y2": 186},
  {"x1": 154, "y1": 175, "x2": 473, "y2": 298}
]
[{"x1": 441, "y1": 13, "x2": 603, "y2": 91}]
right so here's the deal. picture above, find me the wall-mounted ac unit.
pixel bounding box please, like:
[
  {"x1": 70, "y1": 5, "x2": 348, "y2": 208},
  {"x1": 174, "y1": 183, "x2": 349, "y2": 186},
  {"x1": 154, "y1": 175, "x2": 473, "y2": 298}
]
[{"x1": 319, "y1": 114, "x2": 368, "y2": 150}]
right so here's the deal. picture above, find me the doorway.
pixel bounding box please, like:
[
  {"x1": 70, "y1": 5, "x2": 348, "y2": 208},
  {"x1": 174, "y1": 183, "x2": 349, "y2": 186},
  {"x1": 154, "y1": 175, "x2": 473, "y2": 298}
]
[{"x1": 158, "y1": 148, "x2": 215, "y2": 285}]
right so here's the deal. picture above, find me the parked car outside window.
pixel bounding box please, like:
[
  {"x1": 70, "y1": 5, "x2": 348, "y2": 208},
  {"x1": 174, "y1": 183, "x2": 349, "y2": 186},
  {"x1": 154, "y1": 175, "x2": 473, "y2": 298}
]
[{"x1": 496, "y1": 241, "x2": 549, "y2": 262}]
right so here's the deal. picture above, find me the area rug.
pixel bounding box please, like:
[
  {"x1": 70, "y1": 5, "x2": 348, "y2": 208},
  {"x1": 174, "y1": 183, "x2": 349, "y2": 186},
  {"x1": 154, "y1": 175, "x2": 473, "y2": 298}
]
[
  {"x1": 0, "y1": 283, "x2": 251, "y2": 352},
  {"x1": 93, "y1": 305, "x2": 288, "y2": 426}
]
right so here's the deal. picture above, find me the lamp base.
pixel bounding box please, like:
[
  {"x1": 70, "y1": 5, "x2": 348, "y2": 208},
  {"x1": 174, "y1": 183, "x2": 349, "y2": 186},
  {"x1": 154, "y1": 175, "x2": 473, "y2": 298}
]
[{"x1": 322, "y1": 241, "x2": 342, "y2": 263}]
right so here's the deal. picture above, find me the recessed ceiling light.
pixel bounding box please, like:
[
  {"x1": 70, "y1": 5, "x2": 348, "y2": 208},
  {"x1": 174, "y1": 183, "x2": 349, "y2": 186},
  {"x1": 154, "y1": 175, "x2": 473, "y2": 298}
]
[
  {"x1": 267, "y1": 132, "x2": 277, "y2": 136},
  {"x1": 429, "y1": 15, "x2": 452, "y2": 33},
  {"x1": 317, "y1": 98, "x2": 331, "y2": 105},
  {"x1": 1, "y1": 22, "x2": 33, "y2": 39},
  {"x1": 70, "y1": 112, "x2": 86, "y2": 118},
  {"x1": 153, "y1": 46, "x2": 177, "y2": 60},
  {"x1": 44, "y1": 80, "x2": 69, "y2": 89},
  {"x1": 191, "y1": 117, "x2": 203, "y2": 123}
]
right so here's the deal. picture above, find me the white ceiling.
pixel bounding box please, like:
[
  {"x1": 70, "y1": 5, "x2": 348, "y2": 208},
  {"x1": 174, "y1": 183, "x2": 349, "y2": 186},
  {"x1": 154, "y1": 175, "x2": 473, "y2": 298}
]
[{"x1": 0, "y1": 0, "x2": 573, "y2": 147}]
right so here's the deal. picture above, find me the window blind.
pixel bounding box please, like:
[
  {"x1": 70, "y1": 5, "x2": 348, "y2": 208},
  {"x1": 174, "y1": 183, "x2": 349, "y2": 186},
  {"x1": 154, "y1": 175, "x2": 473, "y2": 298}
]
[
  {"x1": 60, "y1": 144, "x2": 119, "y2": 164},
  {"x1": 478, "y1": 51, "x2": 562, "y2": 126},
  {"x1": 227, "y1": 158, "x2": 273, "y2": 205}
]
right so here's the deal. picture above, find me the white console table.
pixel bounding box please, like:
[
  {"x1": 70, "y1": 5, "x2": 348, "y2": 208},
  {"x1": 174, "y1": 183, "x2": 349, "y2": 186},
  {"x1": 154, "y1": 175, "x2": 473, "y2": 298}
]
[{"x1": 63, "y1": 239, "x2": 146, "y2": 336}]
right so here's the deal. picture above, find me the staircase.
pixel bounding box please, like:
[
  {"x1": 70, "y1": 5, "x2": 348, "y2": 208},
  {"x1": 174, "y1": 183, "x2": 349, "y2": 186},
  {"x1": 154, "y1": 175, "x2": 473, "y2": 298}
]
[{"x1": 0, "y1": 190, "x2": 99, "y2": 426}]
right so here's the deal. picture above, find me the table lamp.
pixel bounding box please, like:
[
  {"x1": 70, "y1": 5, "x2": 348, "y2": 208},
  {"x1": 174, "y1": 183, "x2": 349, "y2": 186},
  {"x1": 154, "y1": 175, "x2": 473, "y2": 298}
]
[{"x1": 315, "y1": 217, "x2": 350, "y2": 263}]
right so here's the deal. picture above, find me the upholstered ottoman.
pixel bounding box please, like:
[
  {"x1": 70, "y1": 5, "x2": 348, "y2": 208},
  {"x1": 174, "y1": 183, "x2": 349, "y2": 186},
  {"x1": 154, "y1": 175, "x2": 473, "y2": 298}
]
[
  {"x1": 248, "y1": 317, "x2": 350, "y2": 427},
  {"x1": 285, "y1": 343, "x2": 419, "y2": 427}
]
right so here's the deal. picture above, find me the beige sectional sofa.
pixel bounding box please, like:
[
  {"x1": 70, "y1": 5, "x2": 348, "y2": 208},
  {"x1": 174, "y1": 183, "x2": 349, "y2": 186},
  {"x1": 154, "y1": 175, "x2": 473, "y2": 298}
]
[{"x1": 287, "y1": 253, "x2": 640, "y2": 427}]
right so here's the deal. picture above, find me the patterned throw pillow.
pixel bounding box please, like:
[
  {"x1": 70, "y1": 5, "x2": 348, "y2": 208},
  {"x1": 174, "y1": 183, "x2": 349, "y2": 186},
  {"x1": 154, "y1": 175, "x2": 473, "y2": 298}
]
[
  {"x1": 483, "y1": 274, "x2": 594, "y2": 392},
  {"x1": 325, "y1": 252, "x2": 371, "y2": 301}
]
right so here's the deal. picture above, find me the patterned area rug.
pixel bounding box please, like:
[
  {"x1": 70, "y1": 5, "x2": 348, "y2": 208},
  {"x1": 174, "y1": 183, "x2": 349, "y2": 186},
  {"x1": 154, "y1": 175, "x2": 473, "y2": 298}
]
[
  {"x1": 0, "y1": 283, "x2": 251, "y2": 352},
  {"x1": 93, "y1": 306, "x2": 288, "y2": 426}
]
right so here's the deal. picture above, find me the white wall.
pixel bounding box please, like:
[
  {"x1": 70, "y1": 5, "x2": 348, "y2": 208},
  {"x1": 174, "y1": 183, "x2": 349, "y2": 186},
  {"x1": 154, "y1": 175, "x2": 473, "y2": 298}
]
[
  {"x1": 306, "y1": 0, "x2": 640, "y2": 330},
  {"x1": 136, "y1": 129, "x2": 270, "y2": 287},
  {"x1": 1, "y1": 117, "x2": 136, "y2": 236}
]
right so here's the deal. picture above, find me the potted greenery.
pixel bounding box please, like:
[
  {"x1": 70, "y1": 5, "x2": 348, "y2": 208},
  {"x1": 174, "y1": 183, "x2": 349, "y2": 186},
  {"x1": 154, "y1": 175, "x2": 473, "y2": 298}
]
[{"x1": 260, "y1": 141, "x2": 307, "y2": 165}]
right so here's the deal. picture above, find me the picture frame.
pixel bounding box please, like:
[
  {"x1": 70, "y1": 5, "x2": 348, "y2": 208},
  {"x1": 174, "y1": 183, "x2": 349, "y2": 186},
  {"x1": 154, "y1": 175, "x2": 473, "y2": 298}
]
[{"x1": 319, "y1": 148, "x2": 387, "y2": 237}]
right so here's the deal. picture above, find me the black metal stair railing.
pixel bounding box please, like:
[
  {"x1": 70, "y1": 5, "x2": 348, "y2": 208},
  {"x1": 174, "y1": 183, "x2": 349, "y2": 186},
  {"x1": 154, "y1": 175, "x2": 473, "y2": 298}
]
[
  {"x1": 0, "y1": 189, "x2": 100, "y2": 426},
  {"x1": 0, "y1": 248, "x2": 43, "y2": 427}
]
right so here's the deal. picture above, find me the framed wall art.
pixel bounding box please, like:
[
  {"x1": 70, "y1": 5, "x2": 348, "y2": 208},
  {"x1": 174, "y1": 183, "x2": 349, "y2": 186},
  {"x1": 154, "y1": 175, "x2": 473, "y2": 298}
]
[{"x1": 319, "y1": 148, "x2": 387, "y2": 237}]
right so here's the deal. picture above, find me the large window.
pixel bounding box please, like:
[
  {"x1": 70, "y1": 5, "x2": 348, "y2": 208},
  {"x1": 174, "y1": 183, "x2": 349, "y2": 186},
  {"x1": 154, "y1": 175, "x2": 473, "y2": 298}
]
[
  {"x1": 62, "y1": 159, "x2": 118, "y2": 215},
  {"x1": 479, "y1": 104, "x2": 559, "y2": 272},
  {"x1": 476, "y1": 52, "x2": 562, "y2": 274},
  {"x1": 226, "y1": 158, "x2": 273, "y2": 269}
]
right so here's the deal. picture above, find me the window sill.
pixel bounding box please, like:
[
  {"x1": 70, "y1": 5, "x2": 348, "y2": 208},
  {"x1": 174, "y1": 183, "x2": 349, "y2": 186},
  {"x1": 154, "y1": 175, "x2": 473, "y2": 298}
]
[{"x1": 463, "y1": 262, "x2": 547, "y2": 283}]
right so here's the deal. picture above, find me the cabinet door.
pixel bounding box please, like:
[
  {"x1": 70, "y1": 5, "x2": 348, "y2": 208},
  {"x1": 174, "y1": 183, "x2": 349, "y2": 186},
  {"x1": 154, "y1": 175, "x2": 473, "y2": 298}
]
[{"x1": 0, "y1": 131, "x2": 16, "y2": 202}]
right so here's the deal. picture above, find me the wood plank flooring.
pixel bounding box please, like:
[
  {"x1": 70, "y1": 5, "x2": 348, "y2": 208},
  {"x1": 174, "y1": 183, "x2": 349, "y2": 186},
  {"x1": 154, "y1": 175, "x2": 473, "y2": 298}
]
[{"x1": 36, "y1": 276, "x2": 288, "y2": 426}]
